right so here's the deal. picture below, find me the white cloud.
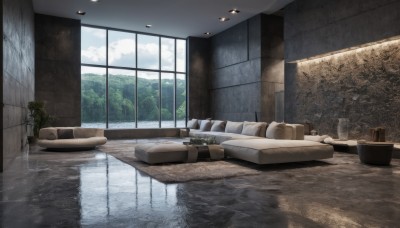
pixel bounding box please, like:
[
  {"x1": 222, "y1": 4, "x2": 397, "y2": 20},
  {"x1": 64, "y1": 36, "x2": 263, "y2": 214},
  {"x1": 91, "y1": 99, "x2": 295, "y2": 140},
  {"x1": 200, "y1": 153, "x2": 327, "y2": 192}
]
[
  {"x1": 81, "y1": 46, "x2": 106, "y2": 64},
  {"x1": 108, "y1": 39, "x2": 135, "y2": 64}
]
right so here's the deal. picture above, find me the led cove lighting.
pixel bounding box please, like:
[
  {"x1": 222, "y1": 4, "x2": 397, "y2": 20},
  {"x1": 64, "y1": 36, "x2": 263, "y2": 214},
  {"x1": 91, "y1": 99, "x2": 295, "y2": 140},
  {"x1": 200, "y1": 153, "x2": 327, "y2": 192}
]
[
  {"x1": 219, "y1": 17, "x2": 230, "y2": 22},
  {"x1": 76, "y1": 10, "x2": 86, "y2": 15},
  {"x1": 293, "y1": 36, "x2": 400, "y2": 64},
  {"x1": 229, "y1": 9, "x2": 240, "y2": 14}
]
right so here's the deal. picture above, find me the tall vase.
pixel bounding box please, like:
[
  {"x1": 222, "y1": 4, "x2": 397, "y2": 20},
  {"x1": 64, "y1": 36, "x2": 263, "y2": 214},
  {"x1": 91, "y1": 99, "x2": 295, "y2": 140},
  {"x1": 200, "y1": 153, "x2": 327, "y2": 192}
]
[{"x1": 337, "y1": 118, "x2": 349, "y2": 141}]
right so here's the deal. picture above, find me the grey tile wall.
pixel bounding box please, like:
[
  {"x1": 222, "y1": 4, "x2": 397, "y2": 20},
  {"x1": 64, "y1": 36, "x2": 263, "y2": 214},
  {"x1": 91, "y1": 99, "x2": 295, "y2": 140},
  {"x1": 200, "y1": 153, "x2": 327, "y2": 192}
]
[
  {"x1": 284, "y1": 0, "x2": 400, "y2": 141},
  {"x1": 35, "y1": 14, "x2": 81, "y2": 127},
  {"x1": 2, "y1": 0, "x2": 35, "y2": 171}
]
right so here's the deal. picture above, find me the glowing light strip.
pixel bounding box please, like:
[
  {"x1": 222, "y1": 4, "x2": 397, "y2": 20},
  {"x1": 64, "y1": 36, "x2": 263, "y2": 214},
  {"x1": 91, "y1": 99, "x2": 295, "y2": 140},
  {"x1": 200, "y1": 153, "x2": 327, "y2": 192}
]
[{"x1": 292, "y1": 36, "x2": 400, "y2": 64}]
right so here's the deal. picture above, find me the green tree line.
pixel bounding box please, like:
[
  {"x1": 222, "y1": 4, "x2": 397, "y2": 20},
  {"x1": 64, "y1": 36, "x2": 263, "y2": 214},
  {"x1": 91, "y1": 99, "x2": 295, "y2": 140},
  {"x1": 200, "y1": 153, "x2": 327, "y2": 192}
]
[{"x1": 81, "y1": 73, "x2": 186, "y2": 123}]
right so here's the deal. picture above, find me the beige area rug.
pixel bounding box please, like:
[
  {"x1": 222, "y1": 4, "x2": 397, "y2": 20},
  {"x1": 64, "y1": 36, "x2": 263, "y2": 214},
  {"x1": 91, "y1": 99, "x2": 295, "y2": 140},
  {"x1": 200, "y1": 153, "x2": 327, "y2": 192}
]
[{"x1": 98, "y1": 139, "x2": 261, "y2": 183}]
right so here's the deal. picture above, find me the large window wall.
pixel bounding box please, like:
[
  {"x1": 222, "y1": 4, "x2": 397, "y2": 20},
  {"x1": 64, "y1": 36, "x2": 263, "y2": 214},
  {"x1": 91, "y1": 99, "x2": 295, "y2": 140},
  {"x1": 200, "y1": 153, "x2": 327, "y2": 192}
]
[{"x1": 81, "y1": 26, "x2": 187, "y2": 128}]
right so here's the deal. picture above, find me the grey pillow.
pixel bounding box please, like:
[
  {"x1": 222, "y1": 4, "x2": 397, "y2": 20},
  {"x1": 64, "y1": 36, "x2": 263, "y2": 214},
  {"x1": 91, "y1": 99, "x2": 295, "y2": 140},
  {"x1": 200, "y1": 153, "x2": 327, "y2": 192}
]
[
  {"x1": 266, "y1": 121, "x2": 286, "y2": 139},
  {"x1": 187, "y1": 119, "x2": 198, "y2": 129},
  {"x1": 241, "y1": 121, "x2": 264, "y2": 136},
  {"x1": 225, "y1": 121, "x2": 243, "y2": 134},
  {"x1": 57, "y1": 129, "x2": 74, "y2": 139},
  {"x1": 211, "y1": 120, "x2": 226, "y2": 132},
  {"x1": 199, "y1": 120, "x2": 212, "y2": 131}
]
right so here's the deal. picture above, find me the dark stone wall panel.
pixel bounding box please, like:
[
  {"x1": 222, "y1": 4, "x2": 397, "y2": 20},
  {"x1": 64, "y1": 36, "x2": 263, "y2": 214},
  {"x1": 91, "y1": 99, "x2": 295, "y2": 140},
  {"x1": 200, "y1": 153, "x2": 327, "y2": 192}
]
[
  {"x1": 210, "y1": 14, "x2": 284, "y2": 122},
  {"x1": 211, "y1": 59, "x2": 261, "y2": 89},
  {"x1": 187, "y1": 37, "x2": 211, "y2": 119},
  {"x1": 35, "y1": 14, "x2": 81, "y2": 127},
  {"x1": 211, "y1": 21, "x2": 248, "y2": 69},
  {"x1": 2, "y1": 0, "x2": 35, "y2": 171},
  {"x1": 285, "y1": 0, "x2": 400, "y2": 61},
  {"x1": 287, "y1": 41, "x2": 400, "y2": 141},
  {"x1": 210, "y1": 83, "x2": 261, "y2": 121}
]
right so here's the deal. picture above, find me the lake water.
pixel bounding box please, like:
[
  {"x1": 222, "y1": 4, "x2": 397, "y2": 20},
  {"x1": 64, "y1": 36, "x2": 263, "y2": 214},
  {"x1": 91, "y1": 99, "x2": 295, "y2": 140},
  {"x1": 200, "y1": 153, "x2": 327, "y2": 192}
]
[{"x1": 81, "y1": 120, "x2": 186, "y2": 129}]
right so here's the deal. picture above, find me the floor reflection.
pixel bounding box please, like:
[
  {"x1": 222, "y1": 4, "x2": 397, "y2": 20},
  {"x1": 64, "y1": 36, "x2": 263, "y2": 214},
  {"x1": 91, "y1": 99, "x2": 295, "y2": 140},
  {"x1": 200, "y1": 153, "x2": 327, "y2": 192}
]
[{"x1": 79, "y1": 153, "x2": 179, "y2": 226}]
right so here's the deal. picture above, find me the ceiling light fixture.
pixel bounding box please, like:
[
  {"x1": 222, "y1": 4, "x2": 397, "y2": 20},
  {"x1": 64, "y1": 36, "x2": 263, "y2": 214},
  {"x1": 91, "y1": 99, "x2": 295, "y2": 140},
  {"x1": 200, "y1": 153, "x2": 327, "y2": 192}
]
[
  {"x1": 229, "y1": 9, "x2": 240, "y2": 14},
  {"x1": 90, "y1": 0, "x2": 99, "y2": 2},
  {"x1": 204, "y1": 32, "x2": 212, "y2": 35},
  {"x1": 219, "y1": 17, "x2": 230, "y2": 22},
  {"x1": 76, "y1": 10, "x2": 86, "y2": 15},
  {"x1": 145, "y1": 24, "x2": 152, "y2": 28}
]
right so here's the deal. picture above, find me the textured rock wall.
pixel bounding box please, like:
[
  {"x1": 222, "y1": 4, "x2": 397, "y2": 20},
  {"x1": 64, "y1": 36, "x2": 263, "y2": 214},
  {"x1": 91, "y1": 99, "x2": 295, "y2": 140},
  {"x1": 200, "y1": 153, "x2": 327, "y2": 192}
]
[
  {"x1": 292, "y1": 40, "x2": 400, "y2": 141},
  {"x1": 35, "y1": 14, "x2": 81, "y2": 127},
  {"x1": 2, "y1": 0, "x2": 35, "y2": 171}
]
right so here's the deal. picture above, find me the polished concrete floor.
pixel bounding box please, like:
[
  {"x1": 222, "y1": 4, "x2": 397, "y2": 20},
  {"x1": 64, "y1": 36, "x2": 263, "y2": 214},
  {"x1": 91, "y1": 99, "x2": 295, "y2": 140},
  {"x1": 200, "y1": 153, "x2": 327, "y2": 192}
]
[{"x1": 1, "y1": 138, "x2": 400, "y2": 227}]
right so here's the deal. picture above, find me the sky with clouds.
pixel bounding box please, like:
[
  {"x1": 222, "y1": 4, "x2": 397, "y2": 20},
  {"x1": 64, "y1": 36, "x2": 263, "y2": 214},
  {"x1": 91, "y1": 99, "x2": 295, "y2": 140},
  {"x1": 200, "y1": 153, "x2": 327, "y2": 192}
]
[{"x1": 81, "y1": 27, "x2": 186, "y2": 76}]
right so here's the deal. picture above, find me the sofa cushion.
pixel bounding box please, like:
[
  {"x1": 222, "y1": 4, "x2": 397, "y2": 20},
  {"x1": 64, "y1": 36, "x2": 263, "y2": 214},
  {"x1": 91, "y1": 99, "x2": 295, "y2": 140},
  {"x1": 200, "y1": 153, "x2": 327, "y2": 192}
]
[
  {"x1": 187, "y1": 119, "x2": 199, "y2": 129},
  {"x1": 57, "y1": 129, "x2": 74, "y2": 139},
  {"x1": 241, "y1": 121, "x2": 268, "y2": 137},
  {"x1": 211, "y1": 120, "x2": 226, "y2": 132},
  {"x1": 74, "y1": 128, "x2": 104, "y2": 138},
  {"x1": 266, "y1": 121, "x2": 286, "y2": 139},
  {"x1": 39, "y1": 127, "x2": 58, "y2": 140},
  {"x1": 286, "y1": 124, "x2": 305, "y2": 140},
  {"x1": 225, "y1": 121, "x2": 243, "y2": 134},
  {"x1": 199, "y1": 120, "x2": 212, "y2": 131}
]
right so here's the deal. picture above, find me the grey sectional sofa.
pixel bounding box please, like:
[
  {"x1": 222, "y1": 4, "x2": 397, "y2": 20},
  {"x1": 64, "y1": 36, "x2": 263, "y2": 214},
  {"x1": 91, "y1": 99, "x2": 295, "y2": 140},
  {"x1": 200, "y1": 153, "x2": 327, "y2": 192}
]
[{"x1": 187, "y1": 119, "x2": 334, "y2": 164}]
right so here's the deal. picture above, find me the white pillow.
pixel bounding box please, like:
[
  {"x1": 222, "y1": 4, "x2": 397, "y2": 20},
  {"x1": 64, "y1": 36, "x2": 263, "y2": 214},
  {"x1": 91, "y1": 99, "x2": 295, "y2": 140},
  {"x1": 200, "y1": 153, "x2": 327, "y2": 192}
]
[
  {"x1": 187, "y1": 119, "x2": 198, "y2": 129},
  {"x1": 210, "y1": 120, "x2": 226, "y2": 132},
  {"x1": 241, "y1": 121, "x2": 264, "y2": 136},
  {"x1": 225, "y1": 121, "x2": 243, "y2": 134},
  {"x1": 266, "y1": 121, "x2": 286, "y2": 139},
  {"x1": 199, "y1": 120, "x2": 212, "y2": 131}
]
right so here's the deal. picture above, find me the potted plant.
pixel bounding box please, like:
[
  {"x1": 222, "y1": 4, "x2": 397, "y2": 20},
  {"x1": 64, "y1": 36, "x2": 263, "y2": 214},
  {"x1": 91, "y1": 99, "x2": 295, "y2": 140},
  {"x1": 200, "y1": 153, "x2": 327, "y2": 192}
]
[{"x1": 27, "y1": 101, "x2": 55, "y2": 142}]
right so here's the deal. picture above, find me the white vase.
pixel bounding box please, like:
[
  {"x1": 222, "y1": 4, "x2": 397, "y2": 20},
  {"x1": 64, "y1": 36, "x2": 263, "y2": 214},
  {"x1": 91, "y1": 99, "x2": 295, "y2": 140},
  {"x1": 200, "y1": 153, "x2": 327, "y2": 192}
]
[{"x1": 337, "y1": 118, "x2": 349, "y2": 141}]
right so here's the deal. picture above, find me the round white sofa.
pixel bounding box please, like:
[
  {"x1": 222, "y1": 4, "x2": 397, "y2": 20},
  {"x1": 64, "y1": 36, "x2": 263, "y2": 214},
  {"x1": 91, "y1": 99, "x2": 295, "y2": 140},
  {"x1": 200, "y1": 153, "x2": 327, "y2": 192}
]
[{"x1": 37, "y1": 127, "x2": 107, "y2": 151}]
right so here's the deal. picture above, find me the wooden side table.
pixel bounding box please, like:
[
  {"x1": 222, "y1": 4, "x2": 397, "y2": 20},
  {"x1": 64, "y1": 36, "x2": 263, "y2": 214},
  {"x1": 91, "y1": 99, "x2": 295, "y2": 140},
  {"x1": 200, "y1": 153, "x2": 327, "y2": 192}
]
[{"x1": 357, "y1": 142, "x2": 394, "y2": 166}]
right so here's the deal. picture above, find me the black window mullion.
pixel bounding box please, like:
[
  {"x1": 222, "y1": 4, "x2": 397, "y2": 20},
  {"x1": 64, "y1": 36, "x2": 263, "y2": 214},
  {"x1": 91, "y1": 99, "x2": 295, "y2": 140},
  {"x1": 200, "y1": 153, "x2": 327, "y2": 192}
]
[
  {"x1": 135, "y1": 33, "x2": 138, "y2": 128},
  {"x1": 174, "y1": 39, "x2": 177, "y2": 128},
  {"x1": 106, "y1": 29, "x2": 109, "y2": 129},
  {"x1": 159, "y1": 37, "x2": 162, "y2": 128}
]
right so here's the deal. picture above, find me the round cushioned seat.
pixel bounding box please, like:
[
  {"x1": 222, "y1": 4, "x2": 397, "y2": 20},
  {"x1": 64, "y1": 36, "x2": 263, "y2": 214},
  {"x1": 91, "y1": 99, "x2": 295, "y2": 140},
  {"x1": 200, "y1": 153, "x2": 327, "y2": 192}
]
[{"x1": 38, "y1": 137, "x2": 107, "y2": 150}]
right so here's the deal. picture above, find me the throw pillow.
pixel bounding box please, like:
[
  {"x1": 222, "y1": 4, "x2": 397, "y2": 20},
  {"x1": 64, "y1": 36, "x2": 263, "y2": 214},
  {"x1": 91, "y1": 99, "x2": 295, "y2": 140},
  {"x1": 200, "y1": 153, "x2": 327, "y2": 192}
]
[
  {"x1": 187, "y1": 119, "x2": 199, "y2": 129},
  {"x1": 241, "y1": 121, "x2": 264, "y2": 136},
  {"x1": 38, "y1": 127, "x2": 58, "y2": 140},
  {"x1": 57, "y1": 129, "x2": 74, "y2": 139},
  {"x1": 265, "y1": 121, "x2": 286, "y2": 139},
  {"x1": 225, "y1": 121, "x2": 244, "y2": 134},
  {"x1": 210, "y1": 120, "x2": 226, "y2": 132},
  {"x1": 199, "y1": 120, "x2": 212, "y2": 131}
]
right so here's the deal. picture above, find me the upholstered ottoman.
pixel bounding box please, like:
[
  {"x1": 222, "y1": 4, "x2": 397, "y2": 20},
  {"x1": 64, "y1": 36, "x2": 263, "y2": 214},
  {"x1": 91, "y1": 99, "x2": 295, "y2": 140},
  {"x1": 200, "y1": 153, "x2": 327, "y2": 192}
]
[
  {"x1": 221, "y1": 139, "x2": 334, "y2": 164},
  {"x1": 135, "y1": 142, "x2": 224, "y2": 164}
]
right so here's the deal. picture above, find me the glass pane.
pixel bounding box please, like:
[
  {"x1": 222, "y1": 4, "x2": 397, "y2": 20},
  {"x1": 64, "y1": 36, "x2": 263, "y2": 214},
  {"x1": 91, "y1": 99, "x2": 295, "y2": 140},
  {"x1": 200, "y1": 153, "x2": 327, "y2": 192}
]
[
  {"x1": 176, "y1": 39, "x2": 186, "y2": 72},
  {"x1": 137, "y1": 71, "x2": 159, "y2": 128},
  {"x1": 161, "y1": 38, "x2": 175, "y2": 71},
  {"x1": 81, "y1": 27, "x2": 106, "y2": 65},
  {"x1": 108, "y1": 31, "x2": 136, "y2": 67},
  {"x1": 108, "y1": 69, "x2": 136, "y2": 128},
  {"x1": 161, "y1": 73, "x2": 174, "y2": 128},
  {"x1": 137, "y1": 35, "x2": 159, "y2": 70},
  {"x1": 81, "y1": 66, "x2": 106, "y2": 128},
  {"x1": 176, "y1": 73, "x2": 186, "y2": 127}
]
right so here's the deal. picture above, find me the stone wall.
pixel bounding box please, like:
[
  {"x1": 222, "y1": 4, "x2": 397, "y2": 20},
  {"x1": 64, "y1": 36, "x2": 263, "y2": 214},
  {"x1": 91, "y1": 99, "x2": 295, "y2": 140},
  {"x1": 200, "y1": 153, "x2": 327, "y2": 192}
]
[
  {"x1": 35, "y1": 14, "x2": 81, "y2": 127},
  {"x1": 285, "y1": 0, "x2": 400, "y2": 141},
  {"x1": 210, "y1": 14, "x2": 284, "y2": 122},
  {"x1": 2, "y1": 0, "x2": 35, "y2": 171}
]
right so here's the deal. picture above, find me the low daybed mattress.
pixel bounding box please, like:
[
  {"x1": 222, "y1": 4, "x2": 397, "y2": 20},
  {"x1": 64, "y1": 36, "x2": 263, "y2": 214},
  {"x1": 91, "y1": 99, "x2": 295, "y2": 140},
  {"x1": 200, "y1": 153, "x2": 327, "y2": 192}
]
[{"x1": 221, "y1": 139, "x2": 334, "y2": 164}]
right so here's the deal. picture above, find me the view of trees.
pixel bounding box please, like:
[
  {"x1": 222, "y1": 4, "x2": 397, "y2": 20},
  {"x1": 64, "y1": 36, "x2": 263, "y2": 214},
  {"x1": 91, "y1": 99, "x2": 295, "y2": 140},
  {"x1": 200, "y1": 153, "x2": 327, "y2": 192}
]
[{"x1": 81, "y1": 73, "x2": 186, "y2": 126}]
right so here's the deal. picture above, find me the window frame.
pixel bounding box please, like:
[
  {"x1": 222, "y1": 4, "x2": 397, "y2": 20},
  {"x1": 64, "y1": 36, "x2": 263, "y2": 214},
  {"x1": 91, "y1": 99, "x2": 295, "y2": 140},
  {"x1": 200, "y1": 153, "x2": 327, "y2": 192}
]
[{"x1": 81, "y1": 24, "x2": 187, "y2": 129}]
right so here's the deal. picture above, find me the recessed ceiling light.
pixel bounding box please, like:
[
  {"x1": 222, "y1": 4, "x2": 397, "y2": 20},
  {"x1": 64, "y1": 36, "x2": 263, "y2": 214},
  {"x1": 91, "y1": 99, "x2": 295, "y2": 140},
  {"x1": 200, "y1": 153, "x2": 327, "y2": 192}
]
[
  {"x1": 229, "y1": 9, "x2": 240, "y2": 14},
  {"x1": 145, "y1": 25, "x2": 152, "y2": 28},
  {"x1": 219, "y1": 17, "x2": 230, "y2": 22},
  {"x1": 90, "y1": 0, "x2": 99, "y2": 2},
  {"x1": 76, "y1": 10, "x2": 86, "y2": 15},
  {"x1": 204, "y1": 32, "x2": 212, "y2": 35}
]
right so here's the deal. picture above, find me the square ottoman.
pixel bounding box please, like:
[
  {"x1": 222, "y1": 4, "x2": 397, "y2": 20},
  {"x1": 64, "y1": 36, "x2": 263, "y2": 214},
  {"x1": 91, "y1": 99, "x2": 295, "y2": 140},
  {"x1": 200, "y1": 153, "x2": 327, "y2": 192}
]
[{"x1": 135, "y1": 142, "x2": 224, "y2": 164}]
